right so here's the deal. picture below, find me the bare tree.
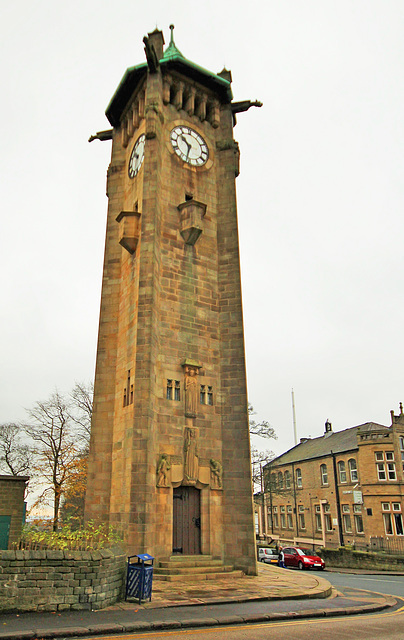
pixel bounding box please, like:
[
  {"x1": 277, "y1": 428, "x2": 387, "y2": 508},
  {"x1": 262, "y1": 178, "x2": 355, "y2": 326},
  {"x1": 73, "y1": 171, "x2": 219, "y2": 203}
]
[
  {"x1": 0, "y1": 423, "x2": 33, "y2": 476},
  {"x1": 249, "y1": 404, "x2": 277, "y2": 492},
  {"x1": 25, "y1": 391, "x2": 81, "y2": 531},
  {"x1": 249, "y1": 403, "x2": 277, "y2": 440},
  {"x1": 69, "y1": 381, "x2": 93, "y2": 442}
]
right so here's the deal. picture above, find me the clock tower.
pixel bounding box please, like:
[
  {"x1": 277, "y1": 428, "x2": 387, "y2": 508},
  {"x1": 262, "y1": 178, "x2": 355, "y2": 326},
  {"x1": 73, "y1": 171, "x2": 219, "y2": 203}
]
[{"x1": 85, "y1": 26, "x2": 260, "y2": 575}]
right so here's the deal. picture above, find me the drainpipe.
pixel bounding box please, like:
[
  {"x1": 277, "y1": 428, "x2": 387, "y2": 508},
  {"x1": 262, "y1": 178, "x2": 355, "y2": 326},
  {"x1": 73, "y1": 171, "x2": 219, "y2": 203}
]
[
  {"x1": 268, "y1": 466, "x2": 274, "y2": 535},
  {"x1": 291, "y1": 462, "x2": 299, "y2": 541},
  {"x1": 331, "y1": 450, "x2": 344, "y2": 546}
]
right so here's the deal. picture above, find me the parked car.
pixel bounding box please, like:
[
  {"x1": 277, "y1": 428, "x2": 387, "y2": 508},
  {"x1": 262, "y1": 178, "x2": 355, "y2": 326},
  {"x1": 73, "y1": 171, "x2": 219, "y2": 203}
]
[
  {"x1": 282, "y1": 546, "x2": 325, "y2": 570},
  {"x1": 258, "y1": 547, "x2": 279, "y2": 564}
]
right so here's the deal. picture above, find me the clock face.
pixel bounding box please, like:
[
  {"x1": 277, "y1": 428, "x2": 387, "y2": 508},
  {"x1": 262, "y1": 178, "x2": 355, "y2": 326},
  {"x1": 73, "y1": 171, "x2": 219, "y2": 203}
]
[
  {"x1": 128, "y1": 134, "x2": 145, "y2": 178},
  {"x1": 170, "y1": 126, "x2": 209, "y2": 166}
]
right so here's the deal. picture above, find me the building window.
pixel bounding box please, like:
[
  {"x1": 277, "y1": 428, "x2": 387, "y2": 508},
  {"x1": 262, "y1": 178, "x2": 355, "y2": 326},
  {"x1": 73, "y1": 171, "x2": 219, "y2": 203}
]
[
  {"x1": 285, "y1": 470, "x2": 291, "y2": 489},
  {"x1": 376, "y1": 453, "x2": 396, "y2": 481},
  {"x1": 273, "y1": 507, "x2": 279, "y2": 529},
  {"x1": 278, "y1": 472, "x2": 284, "y2": 490},
  {"x1": 315, "y1": 505, "x2": 322, "y2": 531},
  {"x1": 270, "y1": 473, "x2": 276, "y2": 491},
  {"x1": 296, "y1": 468, "x2": 302, "y2": 488},
  {"x1": 400, "y1": 436, "x2": 404, "y2": 473},
  {"x1": 320, "y1": 464, "x2": 328, "y2": 485},
  {"x1": 280, "y1": 506, "x2": 286, "y2": 529},
  {"x1": 342, "y1": 505, "x2": 352, "y2": 532},
  {"x1": 387, "y1": 462, "x2": 397, "y2": 480},
  {"x1": 267, "y1": 507, "x2": 272, "y2": 529},
  {"x1": 123, "y1": 370, "x2": 133, "y2": 407},
  {"x1": 353, "y1": 505, "x2": 364, "y2": 534},
  {"x1": 348, "y1": 458, "x2": 358, "y2": 482},
  {"x1": 298, "y1": 505, "x2": 306, "y2": 530},
  {"x1": 200, "y1": 385, "x2": 213, "y2": 405},
  {"x1": 384, "y1": 503, "x2": 404, "y2": 536},
  {"x1": 338, "y1": 461, "x2": 347, "y2": 483},
  {"x1": 287, "y1": 505, "x2": 293, "y2": 528},
  {"x1": 392, "y1": 503, "x2": 404, "y2": 536},
  {"x1": 167, "y1": 379, "x2": 173, "y2": 400},
  {"x1": 255, "y1": 511, "x2": 259, "y2": 534},
  {"x1": 382, "y1": 503, "x2": 394, "y2": 535},
  {"x1": 324, "y1": 504, "x2": 332, "y2": 531},
  {"x1": 167, "y1": 379, "x2": 180, "y2": 401}
]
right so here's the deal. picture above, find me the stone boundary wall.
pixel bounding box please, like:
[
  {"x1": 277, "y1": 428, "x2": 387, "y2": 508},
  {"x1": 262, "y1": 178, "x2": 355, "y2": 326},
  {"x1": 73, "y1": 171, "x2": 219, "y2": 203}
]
[
  {"x1": 322, "y1": 547, "x2": 404, "y2": 571},
  {"x1": 0, "y1": 548, "x2": 126, "y2": 612}
]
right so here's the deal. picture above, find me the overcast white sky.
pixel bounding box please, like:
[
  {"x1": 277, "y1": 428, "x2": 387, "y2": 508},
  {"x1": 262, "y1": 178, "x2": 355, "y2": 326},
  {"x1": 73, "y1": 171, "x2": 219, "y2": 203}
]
[{"x1": 1, "y1": 0, "x2": 404, "y2": 460}]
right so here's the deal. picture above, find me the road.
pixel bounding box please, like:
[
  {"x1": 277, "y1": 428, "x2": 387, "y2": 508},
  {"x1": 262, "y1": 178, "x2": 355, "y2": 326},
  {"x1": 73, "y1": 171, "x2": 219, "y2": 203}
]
[
  {"x1": 75, "y1": 606, "x2": 404, "y2": 640},
  {"x1": 74, "y1": 571, "x2": 404, "y2": 640},
  {"x1": 324, "y1": 571, "x2": 404, "y2": 598}
]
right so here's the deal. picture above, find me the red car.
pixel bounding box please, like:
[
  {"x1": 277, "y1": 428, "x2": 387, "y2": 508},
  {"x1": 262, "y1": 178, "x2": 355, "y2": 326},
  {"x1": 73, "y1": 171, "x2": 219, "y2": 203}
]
[{"x1": 282, "y1": 546, "x2": 325, "y2": 570}]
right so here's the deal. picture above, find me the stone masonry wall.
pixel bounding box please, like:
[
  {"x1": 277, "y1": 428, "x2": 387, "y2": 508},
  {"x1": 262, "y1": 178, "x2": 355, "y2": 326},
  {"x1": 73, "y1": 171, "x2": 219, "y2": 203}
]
[
  {"x1": 0, "y1": 476, "x2": 28, "y2": 549},
  {"x1": 322, "y1": 547, "x2": 404, "y2": 571},
  {"x1": 0, "y1": 549, "x2": 126, "y2": 612}
]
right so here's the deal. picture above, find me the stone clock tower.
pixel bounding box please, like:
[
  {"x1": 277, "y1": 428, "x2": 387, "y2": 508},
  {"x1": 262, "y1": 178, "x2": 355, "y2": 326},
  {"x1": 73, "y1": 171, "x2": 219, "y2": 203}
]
[{"x1": 85, "y1": 26, "x2": 260, "y2": 575}]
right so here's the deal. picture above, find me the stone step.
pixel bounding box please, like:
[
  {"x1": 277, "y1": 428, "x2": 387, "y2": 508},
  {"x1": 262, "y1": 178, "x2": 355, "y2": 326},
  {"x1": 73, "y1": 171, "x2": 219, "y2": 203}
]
[
  {"x1": 167, "y1": 555, "x2": 214, "y2": 562},
  {"x1": 154, "y1": 570, "x2": 244, "y2": 583},
  {"x1": 159, "y1": 559, "x2": 224, "y2": 570},
  {"x1": 154, "y1": 564, "x2": 234, "y2": 575}
]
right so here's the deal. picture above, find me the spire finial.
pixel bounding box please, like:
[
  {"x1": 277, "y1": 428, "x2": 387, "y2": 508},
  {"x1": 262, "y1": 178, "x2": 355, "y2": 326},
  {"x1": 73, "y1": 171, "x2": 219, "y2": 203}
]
[
  {"x1": 400, "y1": 402, "x2": 403, "y2": 415},
  {"x1": 169, "y1": 24, "x2": 175, "y2": 45}
]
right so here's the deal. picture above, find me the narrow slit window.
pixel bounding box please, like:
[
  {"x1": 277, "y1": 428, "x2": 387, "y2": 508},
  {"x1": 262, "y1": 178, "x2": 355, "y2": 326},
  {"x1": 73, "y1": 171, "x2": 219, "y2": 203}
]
[
  {"x1": 200, "y1": 385, "x2": 206, "y2": 404},
  {"x1": 167, "y1": 379, "x2": 173, "y2": 400}
]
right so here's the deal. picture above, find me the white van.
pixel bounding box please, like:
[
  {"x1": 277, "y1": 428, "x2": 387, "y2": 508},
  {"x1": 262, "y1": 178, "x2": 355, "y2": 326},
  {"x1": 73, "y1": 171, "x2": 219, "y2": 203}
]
[{"x1": 258, "y1": 547, "x2": 279, "y2": 564}]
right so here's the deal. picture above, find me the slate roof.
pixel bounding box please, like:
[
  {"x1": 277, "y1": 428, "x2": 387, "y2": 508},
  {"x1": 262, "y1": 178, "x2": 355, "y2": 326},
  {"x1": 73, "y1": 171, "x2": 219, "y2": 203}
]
[{"x1": 266, "y1": 422, "x2": 389, "y2": 467}]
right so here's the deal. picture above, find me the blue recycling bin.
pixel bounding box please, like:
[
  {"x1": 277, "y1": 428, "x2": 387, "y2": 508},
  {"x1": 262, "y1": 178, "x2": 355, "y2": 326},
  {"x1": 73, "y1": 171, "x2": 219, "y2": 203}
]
[{"x1": 125, "y1": 554, "x2": 154, "y2": 604}]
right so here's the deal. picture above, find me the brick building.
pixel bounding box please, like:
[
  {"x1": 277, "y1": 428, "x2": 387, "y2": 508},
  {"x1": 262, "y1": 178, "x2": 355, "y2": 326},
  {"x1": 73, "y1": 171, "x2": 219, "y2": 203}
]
[
  {"x1": 0, "y1": 476, "x2": 28, "y2": 549},
  {"x1": 256, "y1": 406, "x2": 404, "y2": 550},
  {"x1": 85, "y1": 27, "x2": 258, "y2": 573}
]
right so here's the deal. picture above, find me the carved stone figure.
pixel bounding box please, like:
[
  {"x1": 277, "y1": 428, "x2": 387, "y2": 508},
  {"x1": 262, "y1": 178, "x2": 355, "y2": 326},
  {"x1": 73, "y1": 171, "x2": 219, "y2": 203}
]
[
  {"x1": 156, "y1": 454, "x2": 171, "y2": 487},
  {"x1": 210, "y1": 458, "x2": 223, "y2": 489},
  {"x1": 184, "y1": 365, "x2": 198, "y2": 417},
  {"x1": 184, "y1": 427, "x2": 199, "y2": 483}
]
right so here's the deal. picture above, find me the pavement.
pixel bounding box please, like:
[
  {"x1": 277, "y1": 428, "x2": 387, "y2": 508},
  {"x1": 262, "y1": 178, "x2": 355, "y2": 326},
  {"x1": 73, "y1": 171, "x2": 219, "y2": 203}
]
[{"x1": 0, "y1": 563, "x2": 399, "y2": 639}]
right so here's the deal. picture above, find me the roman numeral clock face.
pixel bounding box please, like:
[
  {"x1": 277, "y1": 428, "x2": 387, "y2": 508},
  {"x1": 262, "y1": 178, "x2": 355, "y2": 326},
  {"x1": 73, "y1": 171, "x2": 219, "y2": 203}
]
[{"x1": 170, "y1": 126, "x2": 209, "y2": 166}]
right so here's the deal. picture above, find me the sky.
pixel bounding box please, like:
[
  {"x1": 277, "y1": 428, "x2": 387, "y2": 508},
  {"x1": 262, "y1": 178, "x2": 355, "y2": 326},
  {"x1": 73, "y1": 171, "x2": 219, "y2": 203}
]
[{"x1": 1, "y1": 0, "x2": 404, "y2": 462}]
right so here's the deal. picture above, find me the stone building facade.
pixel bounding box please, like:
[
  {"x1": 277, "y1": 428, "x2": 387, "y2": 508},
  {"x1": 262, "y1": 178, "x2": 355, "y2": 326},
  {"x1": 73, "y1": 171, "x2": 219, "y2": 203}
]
[
  {"x1": 85, "y1": 27, "x2": 258, "y2": 574},
  {"x1": 256, "y1": 406, "x2": 404, "y2": 550},
  {"x1": 0, "y1": 476, "x2": 28, "y2": 549}
]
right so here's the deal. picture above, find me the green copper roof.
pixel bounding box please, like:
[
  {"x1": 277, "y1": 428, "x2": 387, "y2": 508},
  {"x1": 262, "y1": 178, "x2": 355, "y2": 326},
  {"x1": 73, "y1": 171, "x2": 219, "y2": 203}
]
[
  {"x1": 161, "y1": 24, "x2": 185, "y2": 60},
  {"x1": 105, "y1": 26, "x2": 232, "y2": 127}
]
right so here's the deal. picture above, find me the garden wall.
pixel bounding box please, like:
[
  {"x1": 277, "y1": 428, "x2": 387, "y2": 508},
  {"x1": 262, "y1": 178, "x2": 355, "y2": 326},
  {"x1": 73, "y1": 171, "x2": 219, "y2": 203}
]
[
  {"x1": 0, "y1": 548, "x2": 126, "y2": 612},
  {"x1": 322, "y1": 547, "x2": 404, "y2": 571}
]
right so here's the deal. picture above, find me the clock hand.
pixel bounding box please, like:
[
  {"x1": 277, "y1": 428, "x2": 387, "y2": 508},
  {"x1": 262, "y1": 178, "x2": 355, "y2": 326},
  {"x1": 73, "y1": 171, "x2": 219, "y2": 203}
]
[{"x1": 180, "y1": 134, "x2": 191, "y2": 159}]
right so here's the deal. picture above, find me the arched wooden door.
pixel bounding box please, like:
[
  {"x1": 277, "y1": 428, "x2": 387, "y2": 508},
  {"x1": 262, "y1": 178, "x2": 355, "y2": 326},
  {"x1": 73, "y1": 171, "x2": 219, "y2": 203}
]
[{"x1": 173, "y1": 486, "x2": 201, "y2": 555}]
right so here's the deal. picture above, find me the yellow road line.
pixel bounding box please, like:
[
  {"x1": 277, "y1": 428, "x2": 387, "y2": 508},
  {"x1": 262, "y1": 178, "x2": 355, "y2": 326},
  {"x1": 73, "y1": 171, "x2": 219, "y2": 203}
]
[{"x1": 80, "y1": 601, "x2": 404, "y2": 640}]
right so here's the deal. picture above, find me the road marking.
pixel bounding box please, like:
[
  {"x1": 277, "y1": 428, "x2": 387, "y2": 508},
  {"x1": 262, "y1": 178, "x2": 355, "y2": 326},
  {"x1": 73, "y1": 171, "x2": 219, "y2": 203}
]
[
  {"x1": 339, "y1": 576, "x2": 403, "y2": 584},
  {"x1": 80, "y1": 602, "x2": 404, "y2": 639}
]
